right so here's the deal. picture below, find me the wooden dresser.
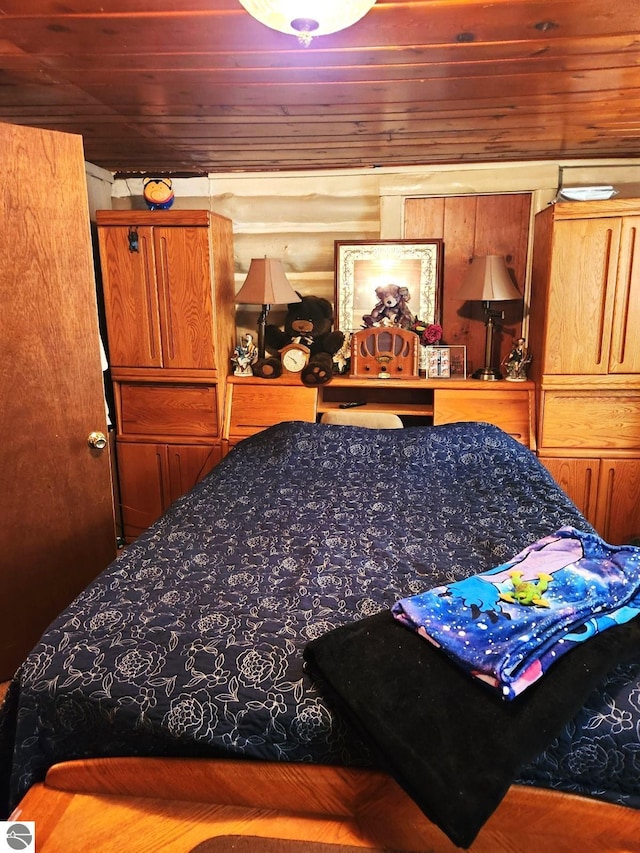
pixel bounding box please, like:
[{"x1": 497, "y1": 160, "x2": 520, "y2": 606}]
[
  {"x1": 223, "y1": 375, "x2": 536, "y2": 451},
  {"x1": 97, "y1": 210, "x2": 236, "y2": 542},
  {"x1": 529, "y1": 199, "x2": 640, "y2": 544}
]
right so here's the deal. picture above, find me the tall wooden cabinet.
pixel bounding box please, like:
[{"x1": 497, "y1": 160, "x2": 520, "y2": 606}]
[
  {"x1": 529, "y1": 199, "x2": 640, "y2": 544},
  {"x1": 97, "y1": 210, "x2": 236, "y2": 541}
]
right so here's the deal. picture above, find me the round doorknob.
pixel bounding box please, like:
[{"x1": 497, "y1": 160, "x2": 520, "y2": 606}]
[{"x1": 87, "y1": 431, "x2": 107, "y2": 450}]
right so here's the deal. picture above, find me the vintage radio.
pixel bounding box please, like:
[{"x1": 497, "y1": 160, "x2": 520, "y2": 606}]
[{"x1": 350, "y1": 327, "x2": 419, "y2": 379}]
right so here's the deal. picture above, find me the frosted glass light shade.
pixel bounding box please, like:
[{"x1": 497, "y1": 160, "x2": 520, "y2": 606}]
[{"x1": 239, "y1": 0, "x2": 377, "y2": 45}]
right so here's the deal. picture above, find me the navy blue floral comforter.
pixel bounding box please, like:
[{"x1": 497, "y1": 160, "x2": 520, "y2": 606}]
[{"x1": 2, "y1": 421, "x2": 639, "y2": 815}]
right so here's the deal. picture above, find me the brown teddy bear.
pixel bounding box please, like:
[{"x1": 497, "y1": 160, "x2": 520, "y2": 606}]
[
  {"x1": 253, "y1": 293, "x2": 344, "y2": 386},
  {"x1": 362, "y1": 284, "x2": 416, "y2": 329}
]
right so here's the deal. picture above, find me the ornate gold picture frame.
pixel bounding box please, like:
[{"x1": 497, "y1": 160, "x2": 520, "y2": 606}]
[{"x1": 334, "y1": 239, "x2": 444, "y2": 335}]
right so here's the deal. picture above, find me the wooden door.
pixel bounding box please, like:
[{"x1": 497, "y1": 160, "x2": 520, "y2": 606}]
[
  {"x1": 116, "y1": 442, "x2": 221, "y2": 541},
  {"x1": 544, "y1": 217, "x2": 620, "y2": 375},
  {"x1": 166, "y1": 444, "x2": 222, "y2": 504},
  {"x1": 595, "y1": 459, "x2": 640, "y2": 545},
  {"x1": 539, "y1": 457, "x2": 600, "y2": 526},
  {"x1": 153, "y1": 226, "x2": 216, "y2": 369},
  {"x1": 98, "y1": 225, "x2": 163, "y2": 368},
  {"x1": 610, "y1": 216, "x2": 640, "y2": 374},
  {"x1": 116, "y1": 442, "x2": 166, "y2": 539},
  {"x1": 0, "y1": 123, "x2": 117, "y2": 680}
]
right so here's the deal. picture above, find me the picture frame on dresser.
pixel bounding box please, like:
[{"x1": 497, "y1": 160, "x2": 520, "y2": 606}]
[
  {"x1": 334, "y1": 239, "x2": 443, "y2": 336},
  {"x1": 425, "y1": 345, "x2": 467, "y2": 379}
]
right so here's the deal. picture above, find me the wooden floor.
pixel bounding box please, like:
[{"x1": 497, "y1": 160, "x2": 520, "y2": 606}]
[{"x1": 0, "y1": 680, "x2": 9, "y2": 706}]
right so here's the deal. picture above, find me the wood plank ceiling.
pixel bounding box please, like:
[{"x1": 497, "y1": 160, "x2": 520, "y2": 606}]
[{"x1": 1, "y1": 0, "x2": 639, "y2": 175}]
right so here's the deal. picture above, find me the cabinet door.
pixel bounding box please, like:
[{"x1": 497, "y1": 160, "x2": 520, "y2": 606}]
[
  {"x1": 544, "y1": 218, "x2": 621, "y2": 375},
  {"x1": 610, "y1": 216, "x2": 640, "y2": 374},
  {"x1": 117, "y1": 442, "x2": 222, "y2": 541},
  {"x1": 539, "y1": 457, "x2": 600, "y2": 526},
  {"x1": 98, "y1": 225, "x2": 163, "y2": 367},
  {"x1": 595, "y1": 458, "x2": 640, "y2": 545},
  {"x1": 117, "y1": 441, "x2": 167, "y2": 539},
  {"x1": 166, "y1": 444, "x2": 222, "y2": 505},
  {"x1": 153, "y1": 226, "x2": 216, "y2": 369}
]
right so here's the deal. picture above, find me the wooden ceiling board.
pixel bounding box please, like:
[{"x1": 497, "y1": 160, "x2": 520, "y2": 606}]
[{"x1": 0, "y1": 0, "x2": 638, "y2": 174}]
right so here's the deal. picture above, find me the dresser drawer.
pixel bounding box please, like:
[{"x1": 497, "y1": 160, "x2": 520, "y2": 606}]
[
  {"x1": 117, "y1": 382, "x2": 219, "y2": 437},
  {"x1": 540, "y1": 391, "x2": 640, "y2": 449},
  {"x1": 434, "y1": 388, "x2": 533, "y2": 447},
  {"x1": 227, "y1": 382, "x2": 317, "y2": 438}
]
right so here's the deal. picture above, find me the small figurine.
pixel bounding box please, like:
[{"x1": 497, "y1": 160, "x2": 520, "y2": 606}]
[
  {"x1": 499, "y1": 571, "x2": 553, "y2": 607},
  {"x1": 142, "y1": 177, "x2": 175, "y2": 210},
  {"x1": 231, "y1": 333, "x2": 258, "y2": 376},
  {"x1": 503, "y1": 336, "x2": 532, "y2": 381},
  {"x1": 332, "y1": 332, "x2": 352, "y2": 375}
]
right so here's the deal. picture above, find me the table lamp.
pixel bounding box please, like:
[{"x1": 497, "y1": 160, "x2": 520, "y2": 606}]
[
  {"x1": 235, "y1": 258, "x2": 301, "y2": 359},
  {"x1": 458, "y1": 255, "x2": 522, "y2": 380}
]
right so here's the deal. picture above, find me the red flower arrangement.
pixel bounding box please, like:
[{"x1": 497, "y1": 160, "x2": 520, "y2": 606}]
[{"x1": 412, "y1": 319, "x2": 443, "y2": 346}]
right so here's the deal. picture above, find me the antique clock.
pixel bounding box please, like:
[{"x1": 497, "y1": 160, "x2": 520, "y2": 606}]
[{"x1": 279, "y1": 342, "x2": 311, "y2": 374}]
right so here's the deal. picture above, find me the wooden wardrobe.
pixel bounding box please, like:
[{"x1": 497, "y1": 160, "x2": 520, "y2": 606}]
[
  {"x1": 96, "y1": 210, "x2": 236, "y2": 542},
  {"x1": 529, "y1": 198, "x2": 640, "y2": 544}
]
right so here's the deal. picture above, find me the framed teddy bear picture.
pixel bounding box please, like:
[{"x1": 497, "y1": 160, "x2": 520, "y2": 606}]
[{"x1": 334, "y1": 240, "x2": 444, "y2": 350}]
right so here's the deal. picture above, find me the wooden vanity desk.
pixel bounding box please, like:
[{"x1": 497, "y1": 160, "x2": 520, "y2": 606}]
[{"x1": 222, "y1": 375, "x2": 536, "y2": 453}]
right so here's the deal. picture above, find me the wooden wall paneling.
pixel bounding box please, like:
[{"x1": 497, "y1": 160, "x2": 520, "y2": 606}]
[
  {"x1": 440, "y1": 196, "x2": 479, "y2": 364},
  {"x1": 404, "y1": 194, "x2": 531, "y2": 375}
]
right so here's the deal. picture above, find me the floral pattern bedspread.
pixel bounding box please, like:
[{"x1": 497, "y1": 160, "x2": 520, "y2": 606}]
[{"x1": 2, "y1": 421, "x2": 639, "y2": 814}]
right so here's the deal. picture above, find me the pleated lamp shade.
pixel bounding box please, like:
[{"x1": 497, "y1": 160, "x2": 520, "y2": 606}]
[{"x1": 235, "y1": 258, "x2": 300, "y2": 307}]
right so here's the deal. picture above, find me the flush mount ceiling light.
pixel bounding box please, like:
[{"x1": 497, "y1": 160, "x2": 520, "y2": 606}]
[{"x1": 238, "y1": 0, "x2": 377, "y2": 47}]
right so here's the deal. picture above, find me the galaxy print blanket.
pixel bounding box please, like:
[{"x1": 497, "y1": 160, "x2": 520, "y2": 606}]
[{"x1": 392, "y1": 526, "x2": 640, "y2": 700}]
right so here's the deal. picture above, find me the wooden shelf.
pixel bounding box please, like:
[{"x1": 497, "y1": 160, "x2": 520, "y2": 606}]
[{"x1": 317, "y1": 401, "x2": 435, "y2": 417}]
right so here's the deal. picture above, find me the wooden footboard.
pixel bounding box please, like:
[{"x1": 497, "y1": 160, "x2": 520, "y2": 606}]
[{"x1": 11, "y1": 758, "x2": 640, "y2": 853}]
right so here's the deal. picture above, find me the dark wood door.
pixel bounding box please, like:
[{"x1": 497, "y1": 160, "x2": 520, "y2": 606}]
[
  {"x1": 116, "y1": 441, "x2": 221, "y2": 542},
  {"x1": 97, "y1": 225, "x2": 163, "y2": 368},
  {"x1": 153, "y1": 225, "x2": 216, "y2": 369},
  {"x1": 99, "y1": 221, "x2": 216, "y2": 371},
  {"x1": 0, "y1": 123, "x2": 117, "y2": 680}
]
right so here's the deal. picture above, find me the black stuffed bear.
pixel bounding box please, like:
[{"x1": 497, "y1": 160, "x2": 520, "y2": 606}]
[{"x1": 253, "y1": 293, "x2": 344, "y2": 386}]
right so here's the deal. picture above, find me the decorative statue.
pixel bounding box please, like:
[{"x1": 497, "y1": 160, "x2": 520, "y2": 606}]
[
  {"x1": 502, "y1": 337, "x2": 532, "y2": 381},
  {"x1": 231, "y1": 333, "x2": 258, "y2": 376}
]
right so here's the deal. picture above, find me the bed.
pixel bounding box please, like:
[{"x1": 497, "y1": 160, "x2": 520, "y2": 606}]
[{"x1": 2, "y1": 420, "x2": 640, "y2": 852}]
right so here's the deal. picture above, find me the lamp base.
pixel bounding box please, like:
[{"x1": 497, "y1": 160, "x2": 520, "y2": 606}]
[{"x1": 472, "y1": 366, "x2": 502, "y2": 381}]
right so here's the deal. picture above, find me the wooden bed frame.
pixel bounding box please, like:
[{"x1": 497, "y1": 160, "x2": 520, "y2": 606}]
[{"x1": 12, "y1": 758, "x2": 639, "y2": 852}]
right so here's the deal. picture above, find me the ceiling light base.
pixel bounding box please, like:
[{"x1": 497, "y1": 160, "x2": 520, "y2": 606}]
[
  {"x1": 238, "y1": 1, "x2": 377, "y2": 45},
  {"x1": 291, "y1": 18, "x2": 319, "y2": 46}
]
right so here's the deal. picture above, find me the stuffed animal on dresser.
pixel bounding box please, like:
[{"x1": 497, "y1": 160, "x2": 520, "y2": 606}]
[{"x1": 253, "y1": 293, "x2": 344, "y2": 386}]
